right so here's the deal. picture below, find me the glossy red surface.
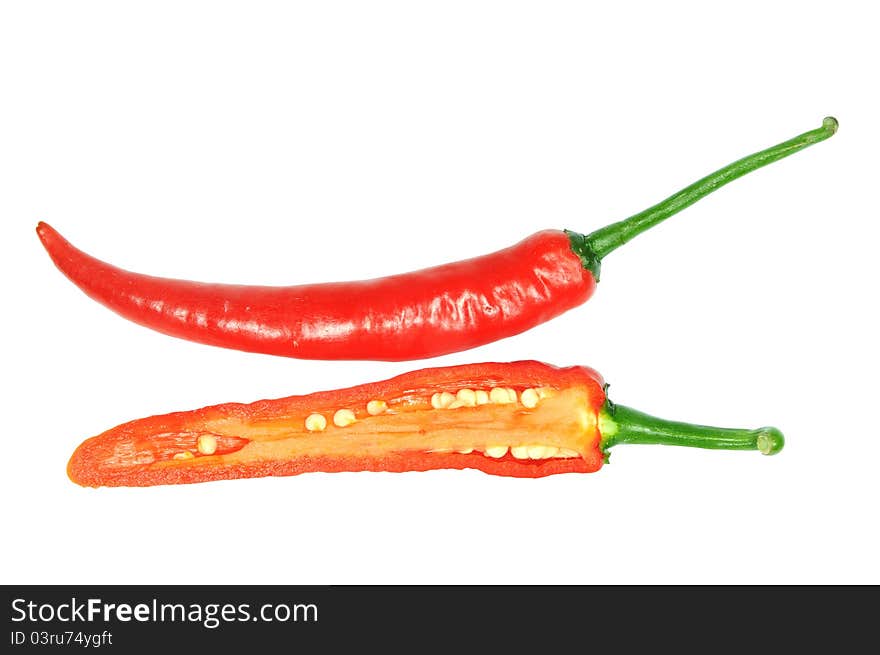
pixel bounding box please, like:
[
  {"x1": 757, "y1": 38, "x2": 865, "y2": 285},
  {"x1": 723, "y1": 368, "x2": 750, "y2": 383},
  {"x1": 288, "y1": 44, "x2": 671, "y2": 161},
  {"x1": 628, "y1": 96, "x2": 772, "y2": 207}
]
[{"x1": 37, "y1": 223, "x2": 595, "y2": 361}]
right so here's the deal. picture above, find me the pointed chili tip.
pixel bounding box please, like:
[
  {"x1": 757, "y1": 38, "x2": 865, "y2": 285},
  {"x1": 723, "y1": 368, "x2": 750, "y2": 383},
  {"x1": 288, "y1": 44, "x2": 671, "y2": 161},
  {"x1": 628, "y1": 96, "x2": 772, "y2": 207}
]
[
  {"x1": 822, "y1": 116, "x2": 839, "y2": 135},
  {"x1": 755, "y1": 427, "x2": 784, "y2": 456},
  {"x1": 36, "y1": 221, "x2": 58, "y2": 248}
]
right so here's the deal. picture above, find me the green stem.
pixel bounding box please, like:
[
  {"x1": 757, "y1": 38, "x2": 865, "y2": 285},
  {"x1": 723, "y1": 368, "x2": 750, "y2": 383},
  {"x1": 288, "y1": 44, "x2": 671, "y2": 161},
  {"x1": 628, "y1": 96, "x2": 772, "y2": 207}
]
[
  {"x1": 599, "y1": 402, "x2": 784, "y2": 457},
  {"x1": 567, "y1": 117, "x2": 838, "y2": 279}
]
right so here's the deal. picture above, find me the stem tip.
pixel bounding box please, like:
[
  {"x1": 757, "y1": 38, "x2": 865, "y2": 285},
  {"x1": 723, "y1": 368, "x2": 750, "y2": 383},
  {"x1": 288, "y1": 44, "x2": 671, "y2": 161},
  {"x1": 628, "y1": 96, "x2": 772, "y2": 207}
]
[
  {"x1": 755, "y1": 427, "x2": 784, "y2": 456},
  {"x1": 822, "y1": 116, "x2": 839, "y2": 134}
]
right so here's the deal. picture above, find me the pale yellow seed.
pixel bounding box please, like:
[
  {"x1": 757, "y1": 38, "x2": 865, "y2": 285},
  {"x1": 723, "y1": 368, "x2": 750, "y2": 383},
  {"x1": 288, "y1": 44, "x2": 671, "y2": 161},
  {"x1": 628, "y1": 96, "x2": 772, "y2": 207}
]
[
  {"x1": 173, "y1": 451, "x2": 195, "y2": 461},
  {"x1": 489, "y1": 387, "x2": 511, "y2": 404},
  {"x1": 456, "y1": 388, "x2": 477, "y2": 407},
  {"x1": 457, "y1": 448, "x2": 474, "y2": 454},
  {"x1": 537, "y1": 387, "x2": 553, "y2": 399},
  {"x1": 305, "y1": 413, "x2": 327, "y2": 432},
  {"x1": 474, "y1": 390, "x2": 490, "y2": 405},
  {"x1": 431, "y1": 391, "x2": 455, "y2": 409},
  {"x1": 333, "y1": 408, "x2": 357, "y2": 427},
  {"x1": 196, "y1": 435, "x2": 217, "y2": 455},
  {"x1": 506, "y1": 388, "x2": 518, "y2": 403},
  {"x1": 557, "y1": 448, "x2": 580, "y2": 458},
  {"x1": 366, "y1": 400, "x2": 387, "y2": 416},
  {"x1": 527, "y1": 445, "x2": 559, "y2": 459},
  {"x1": 520, "y1": 388, "x2": 540, "y2": 409},
  {"x1": 527, "y1": 445, "x2": 549, "y2": 459},
  {"x1": 447, "y1": 400, "x2": 466, "y2": 409},
  {"x1": 484, "y1": 445, "x2": 508, "y2": 458},
  {"x1": 510, "y1": 446, "x2": 530, "y2": 459}
]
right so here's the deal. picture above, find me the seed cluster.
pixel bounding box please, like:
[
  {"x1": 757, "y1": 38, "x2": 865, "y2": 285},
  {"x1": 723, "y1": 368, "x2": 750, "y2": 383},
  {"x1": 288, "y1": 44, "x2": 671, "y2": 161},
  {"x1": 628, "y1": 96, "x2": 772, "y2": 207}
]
[
  {"x1": 169, "y1": 386, "x2": 581, "y2": 463},
  {"x1": 297, "y1": 385, "x2": 580, "y2": 460}
]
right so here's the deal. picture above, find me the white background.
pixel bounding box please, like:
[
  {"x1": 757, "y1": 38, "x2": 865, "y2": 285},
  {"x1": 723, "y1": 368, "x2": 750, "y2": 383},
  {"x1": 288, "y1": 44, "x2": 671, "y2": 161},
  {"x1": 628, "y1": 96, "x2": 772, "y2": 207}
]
[{"x1": 2, "y1": 1, "x2": 877, "y2": 584}]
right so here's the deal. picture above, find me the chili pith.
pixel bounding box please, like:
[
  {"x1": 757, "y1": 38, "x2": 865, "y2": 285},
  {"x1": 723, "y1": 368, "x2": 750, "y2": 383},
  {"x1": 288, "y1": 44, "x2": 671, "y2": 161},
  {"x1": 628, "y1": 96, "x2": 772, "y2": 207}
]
[
  {"x1": 38, "y1": 118, "x2": 837, "y2": 361},
  {"x1": 67, "y1": 360, "x2": 783, "y2": 487}
]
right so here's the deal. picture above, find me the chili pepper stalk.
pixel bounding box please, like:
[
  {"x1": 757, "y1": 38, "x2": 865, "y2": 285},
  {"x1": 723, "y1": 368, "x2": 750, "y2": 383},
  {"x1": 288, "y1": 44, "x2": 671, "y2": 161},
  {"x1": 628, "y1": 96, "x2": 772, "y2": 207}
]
[
  {"x1": 38, "y1": 118, "x2": 837, "y2": 361},
  {"x1": 567, "y1": 116, "x2": 838, "y2": 280},
  {"x1": 67, "y1": 361, "x2": 783, "y2": 487}
]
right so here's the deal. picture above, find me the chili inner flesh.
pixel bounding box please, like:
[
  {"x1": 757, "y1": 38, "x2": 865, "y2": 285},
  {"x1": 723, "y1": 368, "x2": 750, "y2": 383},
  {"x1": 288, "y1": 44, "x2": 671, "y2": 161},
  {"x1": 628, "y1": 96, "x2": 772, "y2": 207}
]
[{"x1": 195, "y1": 385, "x2": 597, "y2": 467}]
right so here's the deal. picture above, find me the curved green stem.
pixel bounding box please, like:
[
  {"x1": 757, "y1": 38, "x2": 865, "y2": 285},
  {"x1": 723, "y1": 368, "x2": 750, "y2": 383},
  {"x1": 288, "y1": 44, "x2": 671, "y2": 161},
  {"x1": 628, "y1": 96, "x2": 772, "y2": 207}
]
[
  {"x1": 567, "y1": 117, "x2": 838, "y2": 279},
  {"x1": 599, "y1": 402, "x2": 784, "y2": 457}
]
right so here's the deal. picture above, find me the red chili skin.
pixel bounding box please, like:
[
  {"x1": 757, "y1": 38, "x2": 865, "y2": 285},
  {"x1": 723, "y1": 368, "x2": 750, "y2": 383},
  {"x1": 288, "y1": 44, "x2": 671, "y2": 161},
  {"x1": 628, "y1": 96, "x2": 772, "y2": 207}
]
[
  {"x1": 37, "y1": 223, "x2": 594, "y2": 361},
  {"x1": 67, "y1": 361, "x2": 607, "y2": 487}
]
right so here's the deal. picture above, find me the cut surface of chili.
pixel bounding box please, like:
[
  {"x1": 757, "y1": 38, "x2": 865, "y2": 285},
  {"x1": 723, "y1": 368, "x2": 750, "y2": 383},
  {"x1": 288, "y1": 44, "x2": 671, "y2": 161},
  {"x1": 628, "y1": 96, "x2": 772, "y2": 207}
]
[
  {"x1": 67, "y1": 360, "x2": 784, "y2": 487},
  {"x1": 38, "y1": 118, "x2": 837, "y2": 361}
]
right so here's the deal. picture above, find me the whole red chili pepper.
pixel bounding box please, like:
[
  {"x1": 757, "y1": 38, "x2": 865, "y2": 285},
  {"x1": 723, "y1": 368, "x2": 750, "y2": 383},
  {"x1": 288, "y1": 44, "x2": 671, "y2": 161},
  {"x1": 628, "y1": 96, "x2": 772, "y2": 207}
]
[
  {"x1": 67, "y1": 360, "x2": 783, "y2": 487},
  {"x1": 38, "y1": 118, "x2": 836, "y2": 361}
]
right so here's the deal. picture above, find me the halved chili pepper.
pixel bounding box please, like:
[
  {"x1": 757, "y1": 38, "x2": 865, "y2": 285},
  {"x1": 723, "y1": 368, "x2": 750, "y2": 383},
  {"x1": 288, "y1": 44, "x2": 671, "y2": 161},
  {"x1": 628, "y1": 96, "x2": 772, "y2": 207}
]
[
  {"x1": 38, "y1": 118, "x2": 837, "y2": 361},
  {"x1": 67, "y1": 360, "x2": 783, "y2": 487}
]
